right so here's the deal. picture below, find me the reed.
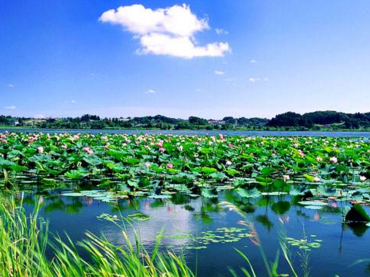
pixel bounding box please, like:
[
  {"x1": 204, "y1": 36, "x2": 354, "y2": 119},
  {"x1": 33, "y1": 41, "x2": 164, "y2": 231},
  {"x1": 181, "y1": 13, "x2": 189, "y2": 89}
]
[{"x1": 0, "y1": 199, "x2": 194, "y2": 277}]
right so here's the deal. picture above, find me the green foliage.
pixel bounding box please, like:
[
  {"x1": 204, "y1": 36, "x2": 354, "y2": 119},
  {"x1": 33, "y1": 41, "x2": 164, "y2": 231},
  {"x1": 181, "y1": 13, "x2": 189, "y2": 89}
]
[
  {"x1": 1, "y1": 133, "x2": 370, "y2": 200},
  {"x1": 268, "y1": 110, "x2": 370, "y2": 129},
  {"x1": 0, "y1": 199, "x2": 194, "y2": 277}
]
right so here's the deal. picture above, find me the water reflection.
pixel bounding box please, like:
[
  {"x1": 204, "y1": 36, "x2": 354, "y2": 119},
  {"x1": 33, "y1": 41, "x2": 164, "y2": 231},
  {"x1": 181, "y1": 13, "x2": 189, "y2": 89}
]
[{"x1": 10, "y1": 189, "x2": 370, "y2": 277}]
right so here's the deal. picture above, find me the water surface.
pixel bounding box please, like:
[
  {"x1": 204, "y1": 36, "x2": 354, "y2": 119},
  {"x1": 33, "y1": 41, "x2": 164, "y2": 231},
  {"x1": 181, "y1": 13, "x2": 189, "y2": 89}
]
[
  {"x1": 3, "y1": 128, "x2": 370, "y2": 137},
  {"x1": 16, "y1": 188, "x2": 370, "y2": 277}
]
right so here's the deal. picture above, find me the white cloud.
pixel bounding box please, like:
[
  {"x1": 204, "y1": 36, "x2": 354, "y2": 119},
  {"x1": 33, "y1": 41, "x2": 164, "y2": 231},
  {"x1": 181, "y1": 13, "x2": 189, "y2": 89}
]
[
  {"x1": 5, "y1": 105, "x2": 16, "y2": 110},
  {"x1": 250, "y1": 60, "x2": 257, "y2": 63},
  {"x1": 249, "y1": 77, "x2": 268, "y2": 83},
  {"x1": 144, "y1": 89, "x2": 156, "y2": 94},
  {"x1": 215, "y1": 28, "x2": 228, "y2": 35},
  {"x1": 7, "y1": 84, "x2": 14, "y2": 88},
  {"x1": 195, "y1": 88, "x2": 202, "y2": 92},
  {"x1": 214, "y1": 70, "x2": 225, "y2": 75},
  {"x1": 100, "y1": 4, "x2": 208, "y2": 37},
  {"x1": 100, "y1": 4, "x2": 231, "y2": 59}
]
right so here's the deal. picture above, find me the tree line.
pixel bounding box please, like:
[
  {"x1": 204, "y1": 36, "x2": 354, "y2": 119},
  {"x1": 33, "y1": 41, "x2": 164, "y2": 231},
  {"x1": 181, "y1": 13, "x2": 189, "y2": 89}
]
[
  {"x1": 267, "y1": 111, "x2": 370, "y2": 129},
  {"x1": 1, "y1": 111, "x2": 370, "y2": 130}
]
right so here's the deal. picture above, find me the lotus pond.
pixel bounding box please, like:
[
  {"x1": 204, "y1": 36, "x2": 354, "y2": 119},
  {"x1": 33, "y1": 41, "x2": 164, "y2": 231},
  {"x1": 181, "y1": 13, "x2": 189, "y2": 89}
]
[{"x1": 2, "y1": 132, "x2": 370, "y2": 276}]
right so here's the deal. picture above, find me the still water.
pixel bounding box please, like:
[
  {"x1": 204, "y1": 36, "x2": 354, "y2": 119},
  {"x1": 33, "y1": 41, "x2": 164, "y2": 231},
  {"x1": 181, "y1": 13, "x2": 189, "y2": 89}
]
[
  {"x1": 3, "y1": 127, "x2": 370, "y2": 137},
  {"x1": 16, "y1": 188, "x2": 370, "y2": 277}
]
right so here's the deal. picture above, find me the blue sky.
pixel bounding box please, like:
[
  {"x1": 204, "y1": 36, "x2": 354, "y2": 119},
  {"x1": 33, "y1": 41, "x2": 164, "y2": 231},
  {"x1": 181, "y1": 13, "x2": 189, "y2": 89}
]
[{"x1": 1, "y1": 0, "x2": 370, "y2": 119}]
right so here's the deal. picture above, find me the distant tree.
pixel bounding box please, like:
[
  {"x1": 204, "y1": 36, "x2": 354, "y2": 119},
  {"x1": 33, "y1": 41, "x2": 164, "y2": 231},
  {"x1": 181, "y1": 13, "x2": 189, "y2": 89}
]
[
  {"x1": 223, "y1": 116, "x2": 237, "y2": 125},
  {"x1": 267, "y1": 112, "x2": 303, "y2": 127},
  {"x1": 189, "y1": 116, "x2": 208, "y2": 125},
  {"x1": 174, "y1": 121, "x2": 191, "y2": 130}
]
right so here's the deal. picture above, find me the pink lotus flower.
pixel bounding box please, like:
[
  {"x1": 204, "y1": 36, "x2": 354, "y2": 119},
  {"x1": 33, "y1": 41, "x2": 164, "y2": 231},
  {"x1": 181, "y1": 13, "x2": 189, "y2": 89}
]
[
  {"x1": 329, "y1": 157, "x2": 338, "y2": 163},
  {"x1": 145, "y1": 162, "x2": 151, "y2": 168},
  {"x1": 283, "y1": 175, "x2": 290, "y2": 181},
  {"x1": 316, "y1": 157, "x2": 323, "y2": 162},
  {"x1": 360, "y1": 176, "x2": 367, "y2": 181},
  {"x1": 156, "y1": 140, "x2": 163, "y2": 147},
  {"x1": 228, "y1": 143, "x2": 234, "y2": 148},
  {"x1": 37, "y1": 146, "x2": 44, "y2": 154},
  {"x1": 29, "y1": 138, "x2": 35, "y2": 143},
  {"x1": 83, "y1": 147, "x2": 94, "y2": 155},
  {"x1": 61, "y1": 145, "x2": 68, "y2": 150},
  {"x1": 313, "y1": 212, "x2": 320, "y2": 222},
  {"x1": 159, "y1": 147, "x2": 165, "y2": 152},
  {"x1": 167, "y1": 163, "x2": 174, "y2": 169}
]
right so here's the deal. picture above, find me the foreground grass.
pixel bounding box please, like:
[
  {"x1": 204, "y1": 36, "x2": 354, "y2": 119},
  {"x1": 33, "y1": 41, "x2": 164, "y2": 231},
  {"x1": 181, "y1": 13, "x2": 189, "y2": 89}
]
[{"x1": 0, "y1": 200, "x2": 194, "y2": 277}]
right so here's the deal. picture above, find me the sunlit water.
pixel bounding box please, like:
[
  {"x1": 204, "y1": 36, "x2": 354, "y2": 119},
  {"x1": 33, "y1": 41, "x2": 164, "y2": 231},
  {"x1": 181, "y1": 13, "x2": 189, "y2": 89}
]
[{"x1": 14, "y1": 189, "x2": 370, "y2": 277}]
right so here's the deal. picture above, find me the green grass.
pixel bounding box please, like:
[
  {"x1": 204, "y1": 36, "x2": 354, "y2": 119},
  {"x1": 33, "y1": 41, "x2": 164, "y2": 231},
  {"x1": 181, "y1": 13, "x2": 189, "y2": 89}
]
[{"x1": 0, "y1": 199, "x2": 194, "y2": 277}]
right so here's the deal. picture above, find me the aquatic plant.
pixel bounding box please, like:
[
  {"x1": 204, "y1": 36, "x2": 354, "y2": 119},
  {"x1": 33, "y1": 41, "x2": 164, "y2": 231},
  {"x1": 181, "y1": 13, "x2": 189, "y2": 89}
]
[
  {"x1": 0, "y1": 199, "x2": 194, "y2": 277},
  {"x1": 1, "y1": 132, "x2": 370, "y2": 200},
  {"x1": 221, "y1": 201, "x2": 325, "y2": 277}
]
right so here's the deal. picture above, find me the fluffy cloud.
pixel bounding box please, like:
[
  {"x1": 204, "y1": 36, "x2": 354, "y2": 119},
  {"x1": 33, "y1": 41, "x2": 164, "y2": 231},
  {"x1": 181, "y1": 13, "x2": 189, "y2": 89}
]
[
  {"x1": 214, "y1": 70, "x2": 225, "y2": 75},
  {"x1": 100, "y1": 4, "x2": 231, "y2": 59}
]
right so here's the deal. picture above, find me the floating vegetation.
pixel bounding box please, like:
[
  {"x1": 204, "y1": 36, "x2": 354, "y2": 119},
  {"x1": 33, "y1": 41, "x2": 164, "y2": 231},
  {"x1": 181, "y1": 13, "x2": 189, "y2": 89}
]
[
  {"x1": 62, "y1": 190, "x2": 119, "y2": 202},
  {"x1": 1, "y1": 133, "x2": 370, "y2": 201},
  {"x1": 3, "y1": 132, "x2": 370, "y2": 276},
  {"x1": 161, "y1": 227, "x2": 253, "y2": 250},
  {"x1": 285, "y1": 234, "x2": 323, "y2": 251},
  {"x1": 298, "y1": 200, "x2": 328, "y2": 210},
  {"x1": 127, "y1": 212, "x2": 150, "y2": 221},
  {"x1": 0, "y1": 199, "x2": 194, "y2": 277},
  {"x1": 97, "y1": 213, "x2": 119, "y2": 222}
]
